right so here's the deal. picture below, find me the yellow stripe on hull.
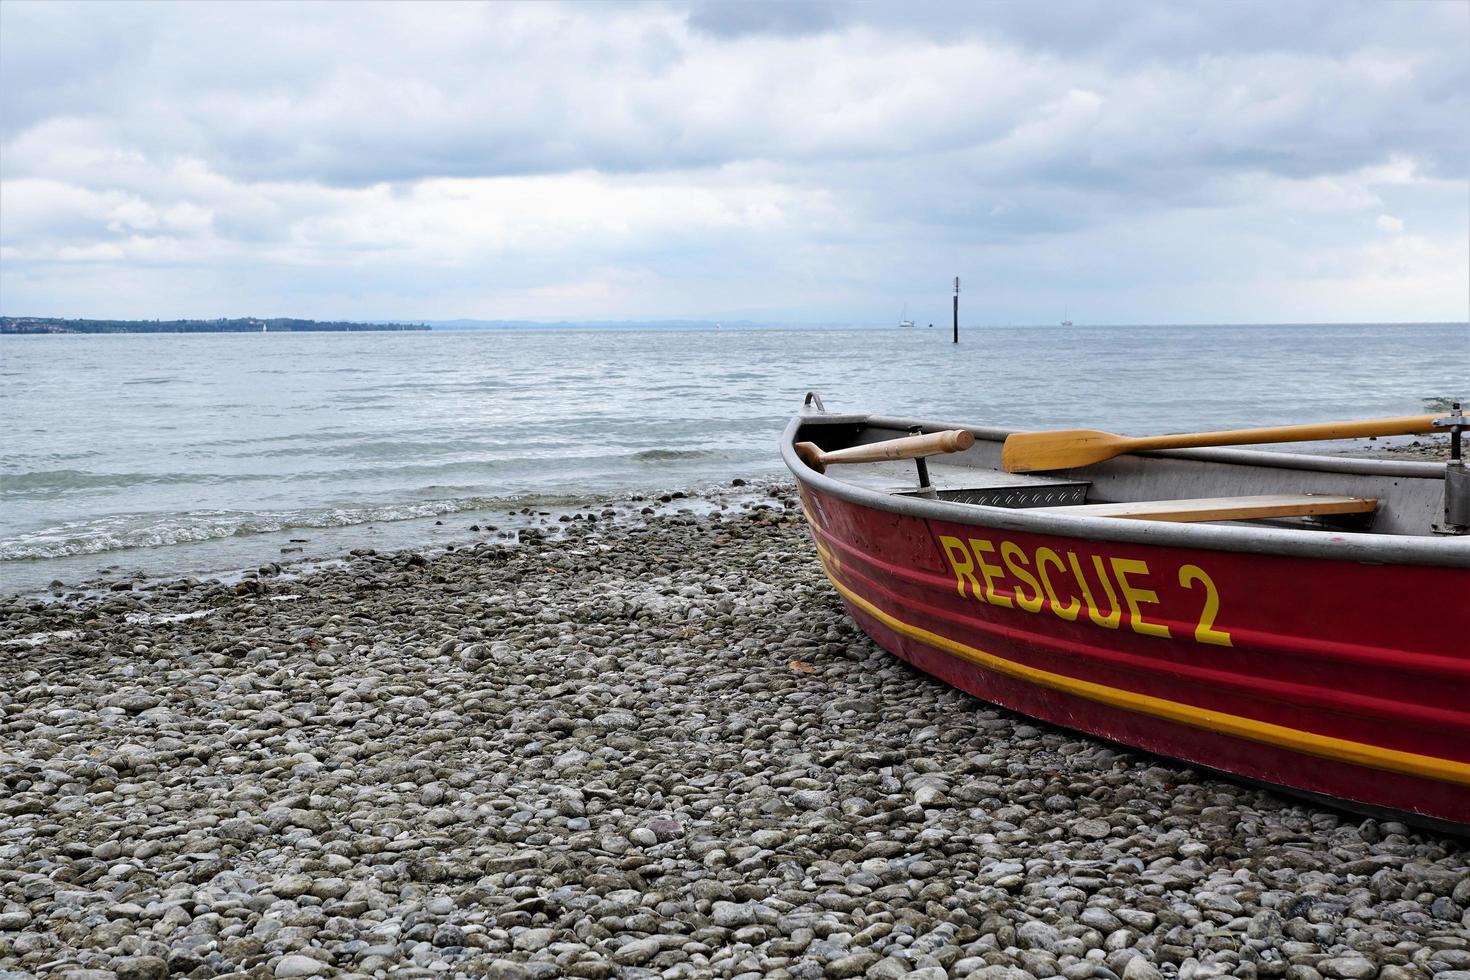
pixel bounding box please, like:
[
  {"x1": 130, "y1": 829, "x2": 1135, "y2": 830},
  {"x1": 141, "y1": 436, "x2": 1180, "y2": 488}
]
[{"x1": 814, "y1": 551, "x2": 1470, "y2": 789}]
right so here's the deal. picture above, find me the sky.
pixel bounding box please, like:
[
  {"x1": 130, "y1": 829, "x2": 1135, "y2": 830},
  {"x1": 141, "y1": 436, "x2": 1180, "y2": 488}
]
[{"x1": 1, "y1": 0, "x2": 1467, "y2": 325}]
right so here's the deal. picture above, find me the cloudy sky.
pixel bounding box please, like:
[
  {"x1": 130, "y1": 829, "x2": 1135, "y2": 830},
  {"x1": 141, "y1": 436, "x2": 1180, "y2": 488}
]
[{"x1": 1, "y1": 0, "x2": 1466, "y2": 324}]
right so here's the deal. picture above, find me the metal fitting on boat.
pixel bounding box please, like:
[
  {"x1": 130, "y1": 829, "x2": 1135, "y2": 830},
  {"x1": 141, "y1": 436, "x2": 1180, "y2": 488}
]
[
  {"x1": 1433, "y1": 402, "x2": 1468, "y2": 535},
  {"x1": 909, "y1": 425, "x2": 934, "y2": 491},
  {"x1": 1442, "y1": 464, "x2": 1470, "y2": 533},
  {"x1": 1434, "y1": 401, "x2": 1465, "y2": 461}
]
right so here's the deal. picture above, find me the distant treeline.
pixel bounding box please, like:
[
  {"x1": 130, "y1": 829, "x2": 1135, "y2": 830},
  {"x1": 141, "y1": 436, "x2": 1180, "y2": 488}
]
[{"x1": 1, "y1": 317, "x2": 430, "y2": 334}]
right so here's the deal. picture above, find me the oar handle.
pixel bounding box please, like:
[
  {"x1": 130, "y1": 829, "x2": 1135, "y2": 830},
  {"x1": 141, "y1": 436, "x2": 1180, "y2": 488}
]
[
  {"x1": 795, "y1": 429, "x2": 975, "y2": 474},
  {"x1": 1132, "y1": 414, "x2": 1441, "y2": 453}
]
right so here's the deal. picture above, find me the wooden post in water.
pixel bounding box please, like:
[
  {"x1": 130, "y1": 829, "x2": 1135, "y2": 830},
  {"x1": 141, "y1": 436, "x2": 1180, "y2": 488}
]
[{"x1": 952, "y1": 277, "x2": 960, "y2": 343}]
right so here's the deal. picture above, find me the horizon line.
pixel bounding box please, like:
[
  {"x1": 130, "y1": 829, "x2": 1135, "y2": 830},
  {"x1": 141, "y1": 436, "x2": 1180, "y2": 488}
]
[{"x1": 3, "y1": 314, "x2": 1468, "y2": 330}]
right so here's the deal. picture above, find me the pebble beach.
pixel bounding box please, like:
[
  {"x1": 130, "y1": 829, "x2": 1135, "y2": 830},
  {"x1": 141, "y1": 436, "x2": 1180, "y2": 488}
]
[{"x1": 3, "y1": 486, "x2": 1468, "y2": 980}]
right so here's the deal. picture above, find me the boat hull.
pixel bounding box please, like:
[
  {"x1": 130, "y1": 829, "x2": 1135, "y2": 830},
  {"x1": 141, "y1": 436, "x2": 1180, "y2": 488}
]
[{"x1": 797, "y1": 482, "x2": 1470, "y2": 831}]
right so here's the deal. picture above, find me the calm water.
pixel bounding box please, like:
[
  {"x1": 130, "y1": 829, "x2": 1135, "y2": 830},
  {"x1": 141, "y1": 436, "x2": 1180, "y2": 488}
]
[{"x1": 1, "y1": 323, "x2": 1464, "y2": 591}]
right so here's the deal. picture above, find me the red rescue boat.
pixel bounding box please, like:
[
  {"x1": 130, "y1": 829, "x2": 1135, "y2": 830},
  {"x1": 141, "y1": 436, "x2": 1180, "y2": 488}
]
[{"x1": 783, "y1": 395, "x2": 1470, "y2": 831}]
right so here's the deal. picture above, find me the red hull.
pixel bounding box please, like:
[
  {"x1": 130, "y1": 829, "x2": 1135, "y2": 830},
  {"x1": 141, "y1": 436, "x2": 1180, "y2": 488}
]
[{"x1": 799, "y1": 485, "x2": 1470, "y2": 830}]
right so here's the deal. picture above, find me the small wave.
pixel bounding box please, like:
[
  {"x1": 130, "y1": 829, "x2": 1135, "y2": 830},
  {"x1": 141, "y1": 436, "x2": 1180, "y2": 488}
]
[
  {"x1": 0, "y1": 469, "x2": 221, "y2": 497},
  {"x1": 124, "y1": 610, "x2": 211, "y2": 625},
  {"x1": 3, "y1": 629, "x2": 81, "y2": 647},
  {"x1": 242, "y1": 442, "x2": 473, "y2": 461},
  {"x1": 1423, "y1": 396, "x2": 1464, "y2": 412},
  {"x1": 275, "y1": 460, "x2": 507, "y2": 482},
  {"x1": 0, "y1": 491, "x2": 610, "y2": 561},
  {"x1": 632, "y1": 449, "x2": 712, "y2": 461},
  {"x1": 208, "y1": 429, "x2": 368, "y2": 449},
  {"x1": 0, "y1": 451, "x2": 102, "y2": 467}
]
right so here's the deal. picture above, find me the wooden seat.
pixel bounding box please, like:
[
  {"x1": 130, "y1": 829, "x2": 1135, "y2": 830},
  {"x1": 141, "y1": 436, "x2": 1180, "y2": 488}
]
[{"x1": 1035, "y1": 493, "x2": 1378, "y2": 524}]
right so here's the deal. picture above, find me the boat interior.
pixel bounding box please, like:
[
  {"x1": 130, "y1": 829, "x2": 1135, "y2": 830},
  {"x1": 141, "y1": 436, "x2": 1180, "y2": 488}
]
[{"x1": 792, "y1": 413, "x2": 1463, "y2": 539}]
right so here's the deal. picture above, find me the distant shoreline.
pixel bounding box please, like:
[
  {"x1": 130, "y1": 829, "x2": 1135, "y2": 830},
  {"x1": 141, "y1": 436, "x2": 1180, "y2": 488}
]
[
  {"x1": 4, "y1": 316, "x2": 1464, "y2": 335},
  {"x1": 0, "y1": 316, "x2": 430, "y2": 334}
]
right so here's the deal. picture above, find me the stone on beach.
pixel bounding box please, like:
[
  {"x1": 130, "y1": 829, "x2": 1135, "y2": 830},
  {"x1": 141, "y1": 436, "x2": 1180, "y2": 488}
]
[{"x1": 273, "y1": 954, "x2": 331, "y2": 977}]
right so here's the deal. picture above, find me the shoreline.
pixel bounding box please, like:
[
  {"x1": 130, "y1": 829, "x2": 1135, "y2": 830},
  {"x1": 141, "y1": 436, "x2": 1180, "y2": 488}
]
[
  {"x1": 1340, "y1": 434, "x2": 1452, "y2": 461},
  {"x1": 3, "y1": 495, "x2": 1467, "y2": 980},
  {"x1": 3, "y1": 435, "x2": 1453, "y2": 602},
  {"x1": 0, "y1": 480, "x2": 793, "y2": 601}
]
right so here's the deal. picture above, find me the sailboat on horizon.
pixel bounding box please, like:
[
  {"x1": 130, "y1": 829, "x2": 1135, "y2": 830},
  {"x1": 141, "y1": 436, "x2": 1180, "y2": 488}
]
[
  {"x1": 898, "y1": 303, "x2": 916, "y2": 329},
  {"x1": 1061, "y1": 304, "x2": 1073, "y2": 327}
]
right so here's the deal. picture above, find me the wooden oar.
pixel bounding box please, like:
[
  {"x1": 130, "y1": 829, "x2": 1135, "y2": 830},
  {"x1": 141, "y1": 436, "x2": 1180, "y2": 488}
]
[
  {"x1": 1002, "y1": 414, "x2": 1441, "y2": 473},
  {"x1": 796, "y1": 429, "x2": 974, "y2": 474}
]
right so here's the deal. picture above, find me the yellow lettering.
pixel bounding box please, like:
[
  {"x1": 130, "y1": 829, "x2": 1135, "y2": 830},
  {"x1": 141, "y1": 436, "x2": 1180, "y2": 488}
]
[
  {"x1": 1001, "y1": 542, "x2": 1044, "y2": 613},
  {"x1": 948, "y1": 537, "x2": 1225, "y2": 645},
  {"x1": 1036, "y1": 547, "x2": 1081, "y2": 621},
  {"x1": 1180, "y1": 564, "x2": 1232, "y2": 646},
  {"x1": 1110, "y1": 558, "x2": 1172, "y2": 638},
  {"x1": 1069, "y1": 552, "x2": 1122, "y2": 629},
  {"x1": 968, "y1": 538, "x2": 1013, "y2": 608},
  {"x1": 939, "y1": 535, "x2": 984, "y2": 600}
]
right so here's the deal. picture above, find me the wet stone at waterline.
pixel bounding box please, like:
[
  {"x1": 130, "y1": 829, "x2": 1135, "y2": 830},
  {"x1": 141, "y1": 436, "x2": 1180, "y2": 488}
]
[{"x1": 2, "y1": 490, "x2": 1467, "y2": 979}]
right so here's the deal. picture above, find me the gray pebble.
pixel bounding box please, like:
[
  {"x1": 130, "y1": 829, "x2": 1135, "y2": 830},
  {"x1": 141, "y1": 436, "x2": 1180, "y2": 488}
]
[
  {"x1": 273, "y1": 955, "x2": 330, "y2": 978},
  {"x1": 613, "y1": 937, "x2": 662, "y2": 965},
  {"x1": 113, "y1": 958, "x2": 168, "y2": 980}
]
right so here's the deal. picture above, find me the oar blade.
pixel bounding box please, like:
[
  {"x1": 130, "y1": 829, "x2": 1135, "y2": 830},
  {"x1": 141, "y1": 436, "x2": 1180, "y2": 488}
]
[
  {"x1": 1003, "y1": 413, "x2": 1443, "y2": 474},
  {"x1": 1002, "y1": 429, "x2": 1127, "y2": 473}
]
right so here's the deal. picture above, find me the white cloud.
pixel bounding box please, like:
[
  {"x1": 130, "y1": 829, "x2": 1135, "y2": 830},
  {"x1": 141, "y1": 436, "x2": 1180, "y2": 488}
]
[{"x1": 1376, "y1": 214, "x2": 1405, "y2": 233}]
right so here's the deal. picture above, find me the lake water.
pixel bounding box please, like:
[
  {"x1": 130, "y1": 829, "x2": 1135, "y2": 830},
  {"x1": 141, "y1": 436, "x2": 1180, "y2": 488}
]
[{"x1": 2, "y1": 323, "x2": 1464, "y2": 592}]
